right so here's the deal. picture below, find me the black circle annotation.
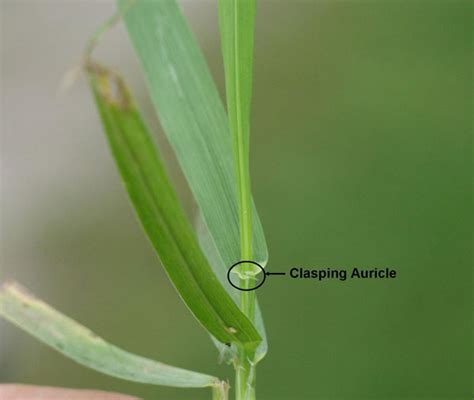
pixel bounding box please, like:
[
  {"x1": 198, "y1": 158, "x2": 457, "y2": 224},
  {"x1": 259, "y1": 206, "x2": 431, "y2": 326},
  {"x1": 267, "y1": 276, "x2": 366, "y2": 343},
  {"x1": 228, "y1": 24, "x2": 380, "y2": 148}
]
[{"x1": 227, "y1": 260, "x2": 266, "y2": 292}]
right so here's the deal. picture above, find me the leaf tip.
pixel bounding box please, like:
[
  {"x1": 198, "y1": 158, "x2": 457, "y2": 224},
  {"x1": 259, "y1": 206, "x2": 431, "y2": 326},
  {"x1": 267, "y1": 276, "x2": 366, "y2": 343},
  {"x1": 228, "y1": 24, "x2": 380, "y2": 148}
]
[{"x1": 86, "y1": 62, "x2": 132, "y2": 110}]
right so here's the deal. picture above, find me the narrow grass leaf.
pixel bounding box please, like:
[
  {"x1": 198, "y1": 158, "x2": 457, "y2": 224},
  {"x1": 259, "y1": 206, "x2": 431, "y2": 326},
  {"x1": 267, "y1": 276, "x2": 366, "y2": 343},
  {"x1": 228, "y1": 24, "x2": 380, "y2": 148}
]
[
  {"x1": 217, "y1": 0, "x2": 256, "y2": 262},
  {"x1": 87, "y1": 63, "x2": 260, "y2": 347},
  {"x1": 0, "y1": 283, "x2": 219, "y2": 388}
]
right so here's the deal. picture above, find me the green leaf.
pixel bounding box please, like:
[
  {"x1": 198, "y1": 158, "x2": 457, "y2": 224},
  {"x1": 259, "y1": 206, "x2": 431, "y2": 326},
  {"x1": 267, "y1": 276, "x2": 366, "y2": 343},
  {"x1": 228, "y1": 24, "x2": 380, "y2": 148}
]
[
  {"x1": 118, "y1": 0, "x2": 268, "y2": 358},
  {"x1": 0, "y1": 283, "x2": 219, "y2": 388},
  {"x1": 217, "y1": 0, "x2": 256, "y2": 128},
  {"x1": 87, "y1": 63, "x2": 260, "y2": 347},
  {"x1": 217, "y1": 0, "x2": 256, "y2": 263}
]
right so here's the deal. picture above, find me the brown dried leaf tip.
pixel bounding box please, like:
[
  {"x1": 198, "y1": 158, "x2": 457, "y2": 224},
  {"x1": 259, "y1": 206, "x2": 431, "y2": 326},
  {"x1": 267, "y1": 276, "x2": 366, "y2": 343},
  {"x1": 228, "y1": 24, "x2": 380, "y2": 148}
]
[{"x1": 86, "y1": 61, "x2": 132, "y2": 110}]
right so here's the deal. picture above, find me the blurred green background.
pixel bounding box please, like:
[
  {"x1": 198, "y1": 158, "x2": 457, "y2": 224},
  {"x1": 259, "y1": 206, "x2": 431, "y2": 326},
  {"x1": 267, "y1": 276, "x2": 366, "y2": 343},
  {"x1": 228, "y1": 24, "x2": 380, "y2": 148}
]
[{"x1": 1, "y1": 1, "x2": 471, "y2": 399}]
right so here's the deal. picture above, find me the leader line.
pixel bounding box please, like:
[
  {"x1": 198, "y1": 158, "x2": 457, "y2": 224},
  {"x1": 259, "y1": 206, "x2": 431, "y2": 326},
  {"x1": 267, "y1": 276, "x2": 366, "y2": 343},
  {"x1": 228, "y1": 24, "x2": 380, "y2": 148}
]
[{"x1": 264, "y1": 271, "x2": 286, "y2": 276}]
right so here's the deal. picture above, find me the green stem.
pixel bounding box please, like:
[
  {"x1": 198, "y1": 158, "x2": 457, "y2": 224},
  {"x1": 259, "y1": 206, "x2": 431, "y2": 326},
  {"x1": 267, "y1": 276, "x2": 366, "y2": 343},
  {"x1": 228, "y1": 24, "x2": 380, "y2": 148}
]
[
  {"x1": 217, "y1": 0, "x2": 258, "y2": 397},
  {"x1": 234, "y1": 0, "x2": 256, "y2": 397},
  {"x1": 233, "y1": 0, "x2": 253, "y2": 267},
  {"x1": 237, "y1": 261, "x2": 256, "y2": 400},
  {"x1": 236, "y1": 343, "x2": 257, "y2": 400},
  {"x1": 232, "y1": 0, "x2": 256, "y2": 398}
]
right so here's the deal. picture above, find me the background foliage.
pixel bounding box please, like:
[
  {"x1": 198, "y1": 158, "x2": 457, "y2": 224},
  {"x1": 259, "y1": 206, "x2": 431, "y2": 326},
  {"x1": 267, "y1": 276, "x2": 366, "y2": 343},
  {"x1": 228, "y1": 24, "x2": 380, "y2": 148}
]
[{"x1": 1, "y1": 1, "x2": 471, "y2": 399}]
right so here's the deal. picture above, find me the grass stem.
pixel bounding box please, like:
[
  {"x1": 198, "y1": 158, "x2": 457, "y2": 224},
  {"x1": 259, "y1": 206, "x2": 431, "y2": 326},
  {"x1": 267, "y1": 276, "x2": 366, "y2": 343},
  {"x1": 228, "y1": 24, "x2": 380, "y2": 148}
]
[{"x1": 217, "y1": 0, "x2": 258, "y2": 397}]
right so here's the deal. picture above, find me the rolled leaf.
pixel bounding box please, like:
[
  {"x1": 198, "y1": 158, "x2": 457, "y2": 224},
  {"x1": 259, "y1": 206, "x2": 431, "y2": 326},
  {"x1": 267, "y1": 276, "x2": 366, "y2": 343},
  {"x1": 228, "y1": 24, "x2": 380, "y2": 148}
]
[{"x1": 87, "y1": 63, "x2": 260, "y2": 347}]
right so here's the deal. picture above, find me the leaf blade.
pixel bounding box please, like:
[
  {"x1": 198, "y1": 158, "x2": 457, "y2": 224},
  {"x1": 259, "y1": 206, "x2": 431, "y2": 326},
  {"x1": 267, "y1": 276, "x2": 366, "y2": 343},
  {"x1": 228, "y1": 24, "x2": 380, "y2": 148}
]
[
  {"x1": 0, "y1": 283, "x2": 218, "y2": 388},
  {"x1": 88, "y1": 64, "x2": 260, "y2": 347},
  {"x1": 218, "y1": 0, "x2": 256, "y2": 263}
]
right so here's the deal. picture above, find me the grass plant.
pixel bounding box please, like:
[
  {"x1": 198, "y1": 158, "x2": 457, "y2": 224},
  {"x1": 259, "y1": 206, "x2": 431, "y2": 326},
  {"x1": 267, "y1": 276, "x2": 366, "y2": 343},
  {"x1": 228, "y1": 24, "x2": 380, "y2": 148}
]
[{"x1": 0, "y1": 1, "x2": 266, "y2": 399}]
